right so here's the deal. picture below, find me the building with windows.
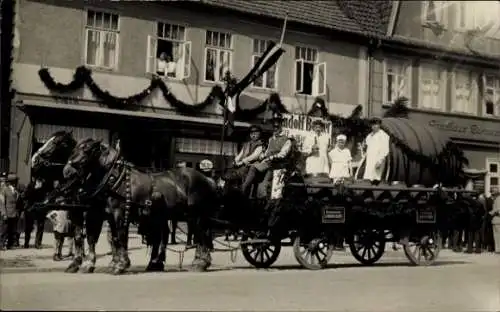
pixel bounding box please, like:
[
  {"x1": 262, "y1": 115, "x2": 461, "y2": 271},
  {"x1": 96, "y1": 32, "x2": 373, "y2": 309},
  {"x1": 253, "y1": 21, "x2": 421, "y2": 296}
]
[
  {"x1": 370, "y1": 1, "x2": 500, "y2": 194},
  {"x1": 9, "y1": 0, "x2": 393, "y2": 185}
]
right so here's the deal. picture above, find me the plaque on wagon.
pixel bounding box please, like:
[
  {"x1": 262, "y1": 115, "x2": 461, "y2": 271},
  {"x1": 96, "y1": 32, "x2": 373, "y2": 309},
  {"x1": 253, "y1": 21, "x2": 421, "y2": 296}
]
[
  {"x1": 322, "y1": 205, "x2": 346, "y2": 224},
  {"x1": 416, "y1": 207, "x2": 437, "y2": 224}
]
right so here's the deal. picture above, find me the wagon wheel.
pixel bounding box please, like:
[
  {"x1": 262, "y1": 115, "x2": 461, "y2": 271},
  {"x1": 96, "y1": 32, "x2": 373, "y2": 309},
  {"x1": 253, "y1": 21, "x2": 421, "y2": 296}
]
[
  {"x1": 293, "y1": 235, "x2": 334, "y2": 270},
  {"x1": 403, "y1": 232, "x2": 442, "y2": 266},
  {"x1": 348, "y1": 229, "x2": 385, "y2": 265},
  {"x1": 240, "y1": 233, "x2": 281, "y2": 269}
]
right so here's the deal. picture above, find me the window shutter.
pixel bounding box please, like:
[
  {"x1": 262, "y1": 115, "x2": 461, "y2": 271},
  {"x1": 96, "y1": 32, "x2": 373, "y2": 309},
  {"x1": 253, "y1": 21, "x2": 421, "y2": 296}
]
[
  {"x1": 314, "y1": 62, "x2": 327, "y2": 96},
  {"x1": 182, "y1": 41, "x2": 191, "y2": 79},
  {"x1": 146, "y1": 35, "x2": 157, "y2": 74},
  {"x1": 295, "y1": 59, "x2": 304, "y2": 93}
]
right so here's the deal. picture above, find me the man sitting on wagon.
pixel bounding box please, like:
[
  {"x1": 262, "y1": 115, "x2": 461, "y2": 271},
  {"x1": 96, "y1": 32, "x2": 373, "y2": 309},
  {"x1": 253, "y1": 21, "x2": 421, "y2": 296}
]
[
  {"x1": 241, "y1": 114, "x2": 292, "y2": 197},
  {"x1": 233, "y1": 125, "x2": 264, "y2": 180},
  {"x1": 362, "y1": 117, "x2": 390, "y2": 184}
]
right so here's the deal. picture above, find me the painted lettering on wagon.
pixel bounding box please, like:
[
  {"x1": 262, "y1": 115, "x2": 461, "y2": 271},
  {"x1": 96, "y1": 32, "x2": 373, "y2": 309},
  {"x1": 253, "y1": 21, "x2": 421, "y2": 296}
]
[
  {"x1": 428, "y1": 120, "x2": 500, "y2": 137},
  {"x1": 281, "y1": 114, "x2": 333, "y2": 152}
]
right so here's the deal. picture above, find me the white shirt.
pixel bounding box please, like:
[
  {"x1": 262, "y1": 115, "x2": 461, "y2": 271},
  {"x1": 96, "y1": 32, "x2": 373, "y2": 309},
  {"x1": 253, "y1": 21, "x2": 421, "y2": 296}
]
[
  {"x1": 328, "y1": 147, "x2": 352, "y2": 180},
  {"x1": 304, "y1": 133, "x2": 330, "y2": 175},
  {"x1": 363, "y1": 129, "x2": 390, "y2": 181},
  {"x1": 166, "y1": 61, "x2": 177, "y2": 74},
  {"x1": 157, "y1": 59, "x2": 167, "y2": 73}
]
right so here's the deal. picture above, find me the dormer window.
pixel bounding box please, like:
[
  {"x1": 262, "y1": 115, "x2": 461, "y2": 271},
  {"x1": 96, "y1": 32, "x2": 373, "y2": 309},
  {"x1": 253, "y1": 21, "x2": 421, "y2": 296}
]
[
  {"x1": 455, "y1": 1, "x2": 500, "y2": 37},
  {"x1": 422, "y1": 1, "x2": 447, "y2": 25}
]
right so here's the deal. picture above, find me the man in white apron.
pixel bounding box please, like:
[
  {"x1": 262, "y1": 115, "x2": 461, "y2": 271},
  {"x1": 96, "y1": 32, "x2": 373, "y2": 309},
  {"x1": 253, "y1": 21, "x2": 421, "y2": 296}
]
[
  {"x1": 328, "y1": 134, "x2": 352, "y2": 183},
  {"x1": 303, "y1": 120, "x2": 330, "y2": 176},
  {"x1": 363, "y1": 117, "x2": 390, "y2": 184}
]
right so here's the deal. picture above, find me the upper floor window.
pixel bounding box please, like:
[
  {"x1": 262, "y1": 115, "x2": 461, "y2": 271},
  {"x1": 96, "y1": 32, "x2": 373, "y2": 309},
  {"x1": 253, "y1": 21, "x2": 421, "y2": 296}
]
[
  {"x1": 456, "y1": 1, "x2": 500, "y2": 37},
  {"x1": 85, "y1": 10, "x2": 119, "y2": 69},
  {"x1": 251, "y1": 39, "x2": 278, "y2": 90},
  {"x1": 422, "y1": 1, "x2": 447, "y2": 25},
  {"x1": 204, "y1": 31, "x2": 232, "y2": 82},
  {"x1": 294, "y1": 46, "x2": 326, "y2": 96},
  {"x1": 452, "y1": 70, "x2": 478, "y2": 114},
  {"x1": 484, "y1": 75, "x2": 500, "y2": 117},
  {"x1": 419, "y1": 63, "x2": 446, "y2": 111},
  {"x1": 146, "y1": 23, "x2": 191, "y2": 79},
  {"x1": 384, "y1": 59, "x2": 411, "y2": 104}
]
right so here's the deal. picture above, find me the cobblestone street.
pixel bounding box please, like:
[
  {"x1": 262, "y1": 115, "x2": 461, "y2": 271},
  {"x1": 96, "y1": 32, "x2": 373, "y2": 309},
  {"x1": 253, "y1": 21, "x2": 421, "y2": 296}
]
[{"x1": 1, "y1": 232, "x2": 499, "y2": 311}]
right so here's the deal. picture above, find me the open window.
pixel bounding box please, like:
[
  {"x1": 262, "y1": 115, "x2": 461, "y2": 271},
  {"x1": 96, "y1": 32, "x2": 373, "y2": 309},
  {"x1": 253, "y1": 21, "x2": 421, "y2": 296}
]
[
  {"x1": 294, "y1": 46, "x2": 326, "y2": 96},
  {"x1": 146, "y1": 23, "x2": 191, "y2": 79}
]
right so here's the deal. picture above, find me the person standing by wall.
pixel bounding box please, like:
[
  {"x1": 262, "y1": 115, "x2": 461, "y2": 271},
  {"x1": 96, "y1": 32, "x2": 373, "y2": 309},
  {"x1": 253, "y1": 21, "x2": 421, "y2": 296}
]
[
  {"x1": 489, "y1": 187, "x2": 500, "y2": 254},
  {"x1": 328, "y1": 134, "x2": 352, "y2": 183},
  {"x1": 0, "y1": 172, "x2": 21, "y2": 250}
]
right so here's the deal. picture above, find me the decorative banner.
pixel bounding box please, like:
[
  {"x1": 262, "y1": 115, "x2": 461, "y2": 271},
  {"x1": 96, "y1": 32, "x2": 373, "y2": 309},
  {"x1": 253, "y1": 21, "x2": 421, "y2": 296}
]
[{"x1": 281, "y1": 114, "x2": 333, "y2": 152}]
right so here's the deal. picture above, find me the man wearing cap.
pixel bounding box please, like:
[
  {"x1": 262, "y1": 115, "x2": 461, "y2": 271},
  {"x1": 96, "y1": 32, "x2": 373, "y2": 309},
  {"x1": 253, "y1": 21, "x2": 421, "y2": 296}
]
[
  {"x1": 241, "y1": 114, "x2": 292, "y2": 197},
  {"x1": 303, "y1": 119, "x2": 330, "y2": 176},
  {"x1": 362, "y1": 117, "x2": 390, "y2": 184},
  {"x1": 233, "y1": 125, "x2": 264, "y2": 179},
  {"x1": 328, "y1": 134, "x2": 352, "y2": 183},
  {"x1": 0, "y1": 173, "x2": 22, "y2": 249}
]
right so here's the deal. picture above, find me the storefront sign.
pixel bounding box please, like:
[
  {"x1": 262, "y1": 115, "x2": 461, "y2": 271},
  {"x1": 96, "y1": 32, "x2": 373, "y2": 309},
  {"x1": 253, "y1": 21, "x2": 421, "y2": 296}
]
[
  {"x1": 428, "y1": 120, "x2": 500, "y2": 138},
  {"x1": 281, "y1": 114, "x2": 333, "y2": 152}
]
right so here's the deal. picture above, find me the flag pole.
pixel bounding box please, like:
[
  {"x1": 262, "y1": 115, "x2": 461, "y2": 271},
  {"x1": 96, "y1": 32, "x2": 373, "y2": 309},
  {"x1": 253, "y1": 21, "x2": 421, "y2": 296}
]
[
  {"x1": 219, "y1": 83, "x2": 229, "y2": 175},
  {"x1": 279, "y1": 13, "x2": 288, "y2": 46}
]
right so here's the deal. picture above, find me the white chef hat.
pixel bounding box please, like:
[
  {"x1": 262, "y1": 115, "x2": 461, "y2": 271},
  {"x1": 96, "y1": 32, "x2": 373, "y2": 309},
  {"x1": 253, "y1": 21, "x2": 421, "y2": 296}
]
[{"x1": 336, "y1": 134, "x2": 347, "y2": 142}]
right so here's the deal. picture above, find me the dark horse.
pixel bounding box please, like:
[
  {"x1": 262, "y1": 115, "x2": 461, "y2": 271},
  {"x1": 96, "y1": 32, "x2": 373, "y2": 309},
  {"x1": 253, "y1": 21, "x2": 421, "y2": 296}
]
[
  {"x1": 30, "y1": 131, "x2": 114, "y2": 273},
  {"x1": 62, "y1": 139, "x2": 218, "y2": 274}
]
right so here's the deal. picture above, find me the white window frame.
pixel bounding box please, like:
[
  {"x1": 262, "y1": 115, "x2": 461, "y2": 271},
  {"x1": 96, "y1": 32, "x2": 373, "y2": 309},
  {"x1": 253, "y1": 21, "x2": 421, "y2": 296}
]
[
  {"x1": 455, "y1": 1, "x2": 500, "y2": 38},
  {"x1": 203, "y1": 30, "x2": 233, "y2": 83},
  {"x1": 486, "y1": 157, "x2": 500, "y2": 196},
  {"x1": 83, "y1": 9, "x2": 120, "y2": 70},
  {"x1": 294, "y1": 46, "x2": 326, "y2": 97},
  {"x1": 422, "y1": 1, "x2": 448, "y2": 25},
  {"x1": 382, "y1": 58, "x2": 412, "y2": 104},
  {"x1": 250, "y1": 39, "x2": 279, "y2": 90},
  {"x1": 483, "y1": 74, "x2": 500, "y2": 117},
  {"x1": 451, "y1": 69, "x2": 479, "y2": 115},
  {"x1": 146, "y1": 22, "x2": 191, "y2": 80},
  {"x1": 418, "y1": 62, "x2": 447, "y2": 111}
]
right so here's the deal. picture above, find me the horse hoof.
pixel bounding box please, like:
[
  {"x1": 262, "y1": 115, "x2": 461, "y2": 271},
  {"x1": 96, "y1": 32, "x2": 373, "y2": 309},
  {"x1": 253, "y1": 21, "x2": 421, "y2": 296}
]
[
  {"x1": 65, "y1": 264, "x2": 80, "y2": 273},
  {"x1": 112, "y1": 267, "x2": 126, "y2": 275},
  {"x1": 124, "y1": 260, "x2": 131, "y2": 269},
  {"x1": 146, "y1": 262, "x2": 164, "y2": 272},
  {"x1": 192, "y1": 259, "x2": 210, "y2": 272},
  {"x1": 53, "y1": 254, "x2": 63, "y2": 262},
  {"x1": 81, "y1": 262, "x2": 96, "y2": 273}
]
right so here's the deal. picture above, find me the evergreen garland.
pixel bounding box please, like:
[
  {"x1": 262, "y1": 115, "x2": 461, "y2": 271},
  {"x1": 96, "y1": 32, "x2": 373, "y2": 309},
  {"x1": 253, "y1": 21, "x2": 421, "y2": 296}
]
[{"x1": 38, "y1": 66, "x2": 225, "y2": 111}]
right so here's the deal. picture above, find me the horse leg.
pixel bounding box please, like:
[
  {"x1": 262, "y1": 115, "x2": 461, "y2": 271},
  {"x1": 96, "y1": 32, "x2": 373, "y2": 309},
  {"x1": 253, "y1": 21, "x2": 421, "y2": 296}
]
[
  {"x1": 65, "y1": 224, "x2": 84, "y2": 273},
  {"x1": 81, "y1": 211, "x2": 104, "y2": 273},
  {"x1": 170, "y1": 219, "x2": 177, "y2": 244},
  {"x1": 112, "y1": 204, "x2": 131, "y2": 275},
  {"x1": 191, "y1": 213, "x2": 213, "y2": 272},
  {"x1": 186, "y1": 219, "x2": 193, "y2": 246},
  {"x1": 53, "y1": 232, "x2": 63, "y2": 261}
]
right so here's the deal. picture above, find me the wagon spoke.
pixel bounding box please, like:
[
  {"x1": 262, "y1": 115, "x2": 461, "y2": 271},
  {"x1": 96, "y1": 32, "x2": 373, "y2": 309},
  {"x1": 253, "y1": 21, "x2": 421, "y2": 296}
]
[
  {"x1": 263, "y1": 249, "x2": 271, "y2": 261},
  {"x1": 361, "y1": 247, "x2": 367, "y2": 259}
]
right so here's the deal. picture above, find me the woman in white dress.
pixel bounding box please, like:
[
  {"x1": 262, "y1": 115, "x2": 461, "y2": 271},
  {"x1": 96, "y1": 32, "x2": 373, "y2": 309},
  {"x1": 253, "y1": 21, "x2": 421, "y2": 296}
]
[
  {"x1": 304, "y1": 120, "x2": 331, "y2": 176},
  {"x1": 328, "y1": 134, "x2": 352, "y2": 183}
]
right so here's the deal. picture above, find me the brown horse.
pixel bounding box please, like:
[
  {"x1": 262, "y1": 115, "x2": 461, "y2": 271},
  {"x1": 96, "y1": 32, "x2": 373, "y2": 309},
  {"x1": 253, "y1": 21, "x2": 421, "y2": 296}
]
[
  {"x1": 62, "y1": 139, "x2": 218, "y2": 274},
  {"x1": 30, "y1": 131, "x2": 116, "y2": 273}
]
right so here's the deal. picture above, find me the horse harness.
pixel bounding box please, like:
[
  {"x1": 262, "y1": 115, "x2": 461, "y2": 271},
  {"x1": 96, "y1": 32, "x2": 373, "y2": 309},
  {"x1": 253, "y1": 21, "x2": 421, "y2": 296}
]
[{"x1": 85, "y1": 152, "x2": 157, "y2": 226}]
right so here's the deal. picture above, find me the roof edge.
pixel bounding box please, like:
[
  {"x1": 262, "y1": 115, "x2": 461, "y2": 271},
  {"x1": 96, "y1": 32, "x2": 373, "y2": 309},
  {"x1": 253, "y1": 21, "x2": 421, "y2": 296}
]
[{"x1": 386, "y1": 0, "x2": 401, "y2": 36}]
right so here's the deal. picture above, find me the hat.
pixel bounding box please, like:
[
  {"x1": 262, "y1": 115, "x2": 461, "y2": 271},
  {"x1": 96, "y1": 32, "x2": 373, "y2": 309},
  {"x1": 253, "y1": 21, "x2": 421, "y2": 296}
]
[
  {"x1": 249, "y1": 125, "x2": 262, "y2": 133},
  {"x1": 0, "y1": 172, "x2": 7, "y2": 182},
  {"x1": 199, "y1": 159, "x2": 213, "y2": 172},
  {"x1": 370, "y1": 117, "x2": 382, "y2": 125},
  {"x1": 7, "y1": 173, "x2": 18, "y2": 182},
  {"x1": 336, "y1": 134, "x2": 347, "y2": 142}
]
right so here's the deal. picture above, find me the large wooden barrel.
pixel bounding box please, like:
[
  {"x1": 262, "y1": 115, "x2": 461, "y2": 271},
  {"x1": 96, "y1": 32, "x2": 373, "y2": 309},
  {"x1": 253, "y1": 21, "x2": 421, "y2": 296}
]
[{"x1": 356, "y1": 117, "x2": 466, "y2": 187}]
